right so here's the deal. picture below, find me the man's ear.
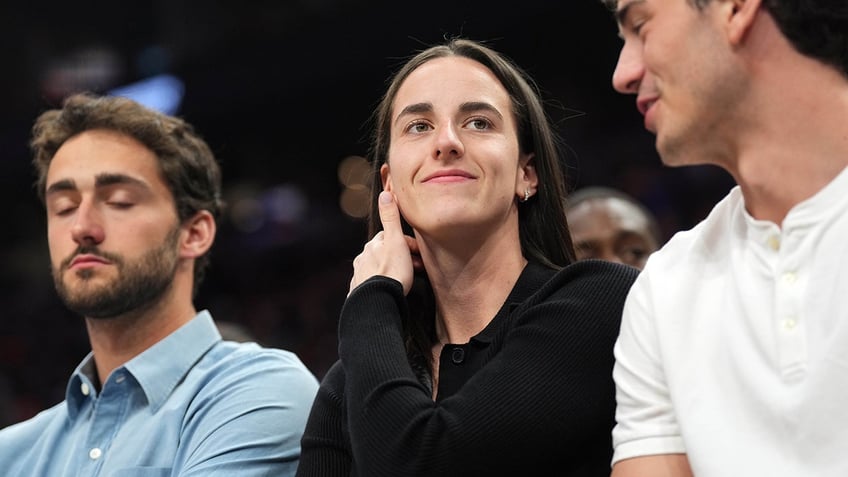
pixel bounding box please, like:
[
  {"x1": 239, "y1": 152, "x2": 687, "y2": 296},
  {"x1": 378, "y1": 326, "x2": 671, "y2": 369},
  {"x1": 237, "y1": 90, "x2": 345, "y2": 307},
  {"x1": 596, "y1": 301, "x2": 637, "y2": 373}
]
[
  {"x1": 180, "y1": 210, "x2": 216, "y2": 259},
  {"x1": 722, "y1": 0, "x2": 763, "y2": 46},
  {"x1": 380, "y1": 163, "x2": 392, "y2": 192}
]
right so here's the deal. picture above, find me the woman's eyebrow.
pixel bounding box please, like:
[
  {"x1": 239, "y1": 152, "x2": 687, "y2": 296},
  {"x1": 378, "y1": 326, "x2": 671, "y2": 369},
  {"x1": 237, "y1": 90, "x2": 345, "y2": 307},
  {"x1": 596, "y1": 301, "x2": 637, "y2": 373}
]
[{"x1": 394, "y1": 102, "x2": 433, "y2": 127}]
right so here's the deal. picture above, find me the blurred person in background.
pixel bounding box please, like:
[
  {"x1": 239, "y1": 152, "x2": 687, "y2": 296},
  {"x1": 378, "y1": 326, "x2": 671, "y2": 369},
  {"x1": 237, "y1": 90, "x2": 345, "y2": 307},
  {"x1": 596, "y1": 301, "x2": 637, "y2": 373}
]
[
  {"x1": 216, "y1": 319, "x2": 260, "y2": 343},
  {"x1": 565, "y1": 186, "x2": 662, "y2": 270},
  {"x1": 603, "y1": 0, "x2": 848, "y2": 475},
  {"x1": 296, "y1": 38, "x2": 639, "y2": 476},
  {"x1": 0, "y1": 93, "x2": 319, "y2": 476}
]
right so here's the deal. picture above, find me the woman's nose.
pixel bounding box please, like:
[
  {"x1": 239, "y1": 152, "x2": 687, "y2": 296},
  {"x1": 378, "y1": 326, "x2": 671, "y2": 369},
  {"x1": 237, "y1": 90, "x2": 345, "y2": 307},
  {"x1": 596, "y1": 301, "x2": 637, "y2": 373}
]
[{"x1": 434, "y1": 122, "x2": 465, "y2": 159}]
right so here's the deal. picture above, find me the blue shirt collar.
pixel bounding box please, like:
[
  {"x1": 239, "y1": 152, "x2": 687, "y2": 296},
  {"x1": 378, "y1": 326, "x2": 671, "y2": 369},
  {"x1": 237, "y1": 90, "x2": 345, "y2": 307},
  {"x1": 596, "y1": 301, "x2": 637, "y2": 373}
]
[{"x1": 65, "y1": 311, "x2": 221, "y2": 418}]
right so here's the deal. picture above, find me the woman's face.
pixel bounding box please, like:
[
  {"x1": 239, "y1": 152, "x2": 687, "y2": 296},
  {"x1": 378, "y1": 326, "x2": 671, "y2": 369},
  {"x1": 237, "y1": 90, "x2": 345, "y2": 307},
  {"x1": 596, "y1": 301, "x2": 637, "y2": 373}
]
[{"x1": 381, "y1": 56, "x2": 536, "y2": 241}]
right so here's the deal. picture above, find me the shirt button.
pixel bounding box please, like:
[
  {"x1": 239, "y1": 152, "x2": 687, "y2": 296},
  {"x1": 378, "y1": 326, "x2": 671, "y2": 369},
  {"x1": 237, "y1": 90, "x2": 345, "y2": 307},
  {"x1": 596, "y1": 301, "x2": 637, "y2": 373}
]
[
  {"x1": 783, "y1": 318, "x2": 797, "y2": 330},
  {"x1": 782, "y1": 272, "x2": 797, "y2": 284},
  {"x1": 80, "y1": 383, "x2": 90, "y2": 396},
  {"x1": 115, "y1": 374, "x2": 125, "y2": 384},
  {"x1": 451, "y1": 347, "x2": 465, "y2": 364},
  {"x1": 767, "y1": 235, "x2": 780, "y2": 251},
  {"x1": 89, "y1": 448, "x2": 102, "y2": 460}
]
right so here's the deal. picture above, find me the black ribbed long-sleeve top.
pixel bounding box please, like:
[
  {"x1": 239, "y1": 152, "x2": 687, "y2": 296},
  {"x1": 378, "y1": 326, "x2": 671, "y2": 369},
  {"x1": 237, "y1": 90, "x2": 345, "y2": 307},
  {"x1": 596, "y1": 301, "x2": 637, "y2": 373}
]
[{"x1": 296, "y1": 259, "x2": 640, "y2": 477}]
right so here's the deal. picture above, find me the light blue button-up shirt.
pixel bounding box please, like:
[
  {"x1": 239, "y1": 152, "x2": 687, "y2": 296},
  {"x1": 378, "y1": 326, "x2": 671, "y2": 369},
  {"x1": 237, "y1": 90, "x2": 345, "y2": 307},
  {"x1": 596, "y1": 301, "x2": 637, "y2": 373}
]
[{"x1": 0, "y1": 310, "x2": 319, "y2": 476}]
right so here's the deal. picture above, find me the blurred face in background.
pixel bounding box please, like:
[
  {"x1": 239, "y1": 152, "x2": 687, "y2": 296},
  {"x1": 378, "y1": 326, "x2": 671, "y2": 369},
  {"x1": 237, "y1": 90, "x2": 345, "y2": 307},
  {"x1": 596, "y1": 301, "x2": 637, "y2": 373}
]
[{"x1": 568, "y1": 196, "x2": 659, "y2": 269}]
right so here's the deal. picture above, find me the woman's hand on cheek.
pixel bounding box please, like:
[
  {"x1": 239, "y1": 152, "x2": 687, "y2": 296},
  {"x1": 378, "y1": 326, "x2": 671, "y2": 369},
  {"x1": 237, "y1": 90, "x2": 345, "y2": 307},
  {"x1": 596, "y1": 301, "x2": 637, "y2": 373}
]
[{"x1": 349, "y1": 191, "x2": 417, "y2": 296}]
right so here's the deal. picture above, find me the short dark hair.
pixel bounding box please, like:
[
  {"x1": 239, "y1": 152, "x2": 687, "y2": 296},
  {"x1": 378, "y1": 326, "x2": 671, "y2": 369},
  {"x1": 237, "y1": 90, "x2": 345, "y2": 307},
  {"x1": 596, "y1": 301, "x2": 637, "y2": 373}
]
[
  {"x1": 30, "y1": 92, "x2": 224, "y2": 295},
  {"x1": 565, "y1": 186, "x2": 662, "y2": 245},
  {"x1": 761, "y1": 0, "x2": 848, "y2": 78},
  {"x1": 602, "y1": 0, "x2": 848, "y2": 78}
]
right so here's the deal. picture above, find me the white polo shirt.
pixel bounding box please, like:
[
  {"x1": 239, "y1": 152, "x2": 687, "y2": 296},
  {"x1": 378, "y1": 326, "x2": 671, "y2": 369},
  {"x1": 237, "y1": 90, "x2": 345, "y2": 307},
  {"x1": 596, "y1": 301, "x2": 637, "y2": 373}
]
[{"x1": 611, "y1": 166, "x2": 848, "y2": 476}]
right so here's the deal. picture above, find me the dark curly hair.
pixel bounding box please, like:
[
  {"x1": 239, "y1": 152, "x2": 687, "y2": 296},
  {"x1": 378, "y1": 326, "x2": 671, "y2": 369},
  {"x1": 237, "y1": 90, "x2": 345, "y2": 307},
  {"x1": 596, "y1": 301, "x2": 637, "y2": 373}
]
[{"x1": 30, "y1": 92, "x2": 224, "y2": 296}]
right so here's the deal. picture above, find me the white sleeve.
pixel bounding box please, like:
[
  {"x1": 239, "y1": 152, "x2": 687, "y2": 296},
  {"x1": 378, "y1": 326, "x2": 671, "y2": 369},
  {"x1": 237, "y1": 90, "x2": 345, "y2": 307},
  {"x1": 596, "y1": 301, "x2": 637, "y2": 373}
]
[{"x1": 611, "y1": 270, "x2": 686, "y2": 464}]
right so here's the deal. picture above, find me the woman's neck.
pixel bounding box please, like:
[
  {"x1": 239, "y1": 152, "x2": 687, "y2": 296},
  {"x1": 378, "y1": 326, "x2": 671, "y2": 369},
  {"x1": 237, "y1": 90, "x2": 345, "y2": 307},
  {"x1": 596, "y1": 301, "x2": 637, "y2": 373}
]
[{"x1": 421, "y1": 237, "x2": 527, "y2": 345}]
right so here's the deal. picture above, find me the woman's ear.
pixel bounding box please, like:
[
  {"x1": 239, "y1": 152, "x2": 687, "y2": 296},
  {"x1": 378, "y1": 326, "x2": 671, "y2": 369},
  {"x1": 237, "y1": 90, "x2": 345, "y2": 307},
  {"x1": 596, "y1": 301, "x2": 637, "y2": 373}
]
[
  {"x1": 380, "y1": 163, "x2": 392, "y2": 192},
  {"x1": 180, "y1": 210, "x2": 216, "y2": 259},
  {"x1": 517, "y1": 153, "x2": 539, "y2": 200}
]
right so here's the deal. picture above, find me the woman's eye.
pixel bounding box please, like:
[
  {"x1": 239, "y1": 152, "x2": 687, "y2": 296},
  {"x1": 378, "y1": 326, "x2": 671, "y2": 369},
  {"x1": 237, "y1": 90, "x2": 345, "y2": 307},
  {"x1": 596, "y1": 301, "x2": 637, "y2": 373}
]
[
  {"x1": 406, "y1": 122, "x2": 431, "y2": 133},
  {"x1": 467, "y1": 118, "x2": 491, "y2": 130}
]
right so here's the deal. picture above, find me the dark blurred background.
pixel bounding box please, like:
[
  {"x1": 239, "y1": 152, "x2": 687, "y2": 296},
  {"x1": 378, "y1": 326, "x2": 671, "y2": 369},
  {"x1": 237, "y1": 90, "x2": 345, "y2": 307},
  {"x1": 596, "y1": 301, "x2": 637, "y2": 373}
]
[{"x1": 0, "y1": 0, "x2": 734, "y2": 427}]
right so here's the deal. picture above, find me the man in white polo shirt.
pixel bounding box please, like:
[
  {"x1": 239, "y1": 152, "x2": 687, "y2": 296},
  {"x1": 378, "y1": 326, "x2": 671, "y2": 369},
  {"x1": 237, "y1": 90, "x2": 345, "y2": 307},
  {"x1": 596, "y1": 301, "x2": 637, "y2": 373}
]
[{"x1": 601, "y1": 0, "x2": 848, "y2": 476}]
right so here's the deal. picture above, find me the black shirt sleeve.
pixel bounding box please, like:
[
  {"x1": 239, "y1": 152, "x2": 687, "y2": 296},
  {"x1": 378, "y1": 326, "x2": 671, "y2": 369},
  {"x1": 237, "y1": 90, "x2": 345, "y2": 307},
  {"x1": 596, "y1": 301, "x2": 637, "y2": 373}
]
[{"x1": 297, "y1": 260, "x2": 639, "y2": 477}]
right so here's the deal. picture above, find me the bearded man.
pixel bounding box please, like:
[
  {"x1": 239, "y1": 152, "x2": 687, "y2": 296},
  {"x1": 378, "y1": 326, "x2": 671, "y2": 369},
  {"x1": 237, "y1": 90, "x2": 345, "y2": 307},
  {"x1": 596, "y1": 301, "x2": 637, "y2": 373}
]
[{"x1": 0, "y1": 93, "x2": 319, "y2": 476}]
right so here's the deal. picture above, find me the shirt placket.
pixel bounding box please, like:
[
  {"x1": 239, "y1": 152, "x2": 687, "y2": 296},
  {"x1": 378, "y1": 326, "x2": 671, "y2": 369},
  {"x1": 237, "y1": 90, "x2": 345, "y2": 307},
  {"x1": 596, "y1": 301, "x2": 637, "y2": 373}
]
[
  {"x1": 82, "y1": 370, "x2": 131, "y2": 475},
  {"x1": 772, "y1": 230, "x2": 808, "y2": 382}
]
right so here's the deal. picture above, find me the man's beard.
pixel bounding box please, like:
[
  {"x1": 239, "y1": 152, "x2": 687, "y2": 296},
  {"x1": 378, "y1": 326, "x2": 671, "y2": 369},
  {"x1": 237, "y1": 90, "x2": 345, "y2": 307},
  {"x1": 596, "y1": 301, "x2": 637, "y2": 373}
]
[{"x1": 53, "y1": 226, "x2": 181, "y2": 319}]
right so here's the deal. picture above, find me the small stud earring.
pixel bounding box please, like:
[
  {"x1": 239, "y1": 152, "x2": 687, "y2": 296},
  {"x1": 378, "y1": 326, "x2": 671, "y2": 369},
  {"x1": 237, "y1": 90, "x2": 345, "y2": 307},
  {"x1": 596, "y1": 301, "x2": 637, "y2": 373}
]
[{"x1": 522, "y1": 188, "x2": 531, "y2": 202}]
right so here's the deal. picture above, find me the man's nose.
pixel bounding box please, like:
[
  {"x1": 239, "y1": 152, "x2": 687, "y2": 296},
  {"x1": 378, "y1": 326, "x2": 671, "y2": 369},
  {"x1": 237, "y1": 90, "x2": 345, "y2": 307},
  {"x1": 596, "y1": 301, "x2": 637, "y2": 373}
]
[
  {"x1": 612, "y1": 40, "x2": 644, "y2": 95},
  {"x1": 70, "y1": 202, "x2": 105, "y2": 246}
]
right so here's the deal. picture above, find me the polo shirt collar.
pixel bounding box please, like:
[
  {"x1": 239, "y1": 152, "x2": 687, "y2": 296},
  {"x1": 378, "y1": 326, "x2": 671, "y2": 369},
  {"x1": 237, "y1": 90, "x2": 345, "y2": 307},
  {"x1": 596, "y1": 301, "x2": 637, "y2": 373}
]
[{"x1": 471, "y1": 261, "x2": 555, "y2": 345}]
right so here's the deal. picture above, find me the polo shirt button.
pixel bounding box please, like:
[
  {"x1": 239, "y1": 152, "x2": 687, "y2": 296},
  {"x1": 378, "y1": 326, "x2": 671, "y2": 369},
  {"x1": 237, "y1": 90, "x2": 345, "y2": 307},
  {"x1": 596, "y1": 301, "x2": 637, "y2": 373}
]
[
  {"x1": 89, "y1": 448, "x2": 102, "y2": 460},
  {"x1": 451, "y1": 347, "x2": 465, "y2": 364}
]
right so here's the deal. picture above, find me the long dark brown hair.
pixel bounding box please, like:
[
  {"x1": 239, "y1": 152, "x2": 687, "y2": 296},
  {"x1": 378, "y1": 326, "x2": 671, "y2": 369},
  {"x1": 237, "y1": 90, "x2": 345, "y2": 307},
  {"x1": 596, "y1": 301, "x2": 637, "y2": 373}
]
[{"x1": 365, "y1": 38, "x2": 576, "y2": 374}]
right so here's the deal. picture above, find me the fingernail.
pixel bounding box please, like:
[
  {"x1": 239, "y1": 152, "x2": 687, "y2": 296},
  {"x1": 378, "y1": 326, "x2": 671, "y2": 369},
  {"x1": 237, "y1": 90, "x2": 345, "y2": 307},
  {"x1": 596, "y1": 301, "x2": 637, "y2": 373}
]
[{"x1": 379, "y1": 191, "x2": 392, "y2": 204}]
